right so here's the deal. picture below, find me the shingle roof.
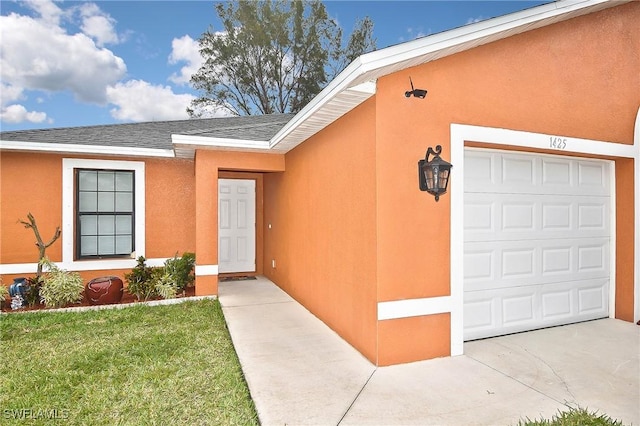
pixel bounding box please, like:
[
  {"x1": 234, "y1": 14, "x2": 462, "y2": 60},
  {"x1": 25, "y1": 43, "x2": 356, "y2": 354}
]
[{"x1": 0, "y1": 114, "x2": 294, "y2": 151}]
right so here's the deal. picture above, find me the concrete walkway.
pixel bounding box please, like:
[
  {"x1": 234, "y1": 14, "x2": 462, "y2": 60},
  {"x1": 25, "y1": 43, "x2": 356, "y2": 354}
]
[{"x1": 219, "y1": 277, "x2": 639, "y2": 426}]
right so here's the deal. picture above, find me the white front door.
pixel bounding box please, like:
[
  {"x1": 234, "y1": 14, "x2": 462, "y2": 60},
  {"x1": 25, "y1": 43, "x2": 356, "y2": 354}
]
[
  {"x1": 463, "y1": 149, "x2": 611, "y2": 340},
  {"x1": 218, "y1": 179, "x2": 256, "y2": 273}
]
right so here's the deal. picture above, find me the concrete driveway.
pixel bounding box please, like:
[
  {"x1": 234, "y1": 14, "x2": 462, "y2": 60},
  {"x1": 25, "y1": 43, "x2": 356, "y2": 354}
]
[{"x1": 219, "y1": 277, "x2": 639, "y2": 426}]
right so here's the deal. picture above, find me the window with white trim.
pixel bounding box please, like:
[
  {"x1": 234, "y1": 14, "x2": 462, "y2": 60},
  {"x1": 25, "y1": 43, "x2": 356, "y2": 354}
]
[
  {"x1": 76, "y1": 169, "x2": 135, "y2": 258},
  {"x1": 62, "y1": 159, "x2": 145, "y2": 268}
]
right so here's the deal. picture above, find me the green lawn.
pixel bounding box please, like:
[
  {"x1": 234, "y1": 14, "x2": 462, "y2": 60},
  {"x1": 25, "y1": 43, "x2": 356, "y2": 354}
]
[
  {"x1": 1, "y1": 300, "x2": 626, "y2": 426},
  {"x1": 0, "y1": 299, "x2": 258, "y2": 425},
  {"x1": 519, "y1": 407, "x2": 624, "y2": 426}
]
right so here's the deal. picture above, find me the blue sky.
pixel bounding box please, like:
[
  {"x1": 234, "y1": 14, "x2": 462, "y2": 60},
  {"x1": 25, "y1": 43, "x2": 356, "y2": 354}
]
[{"x1": 0, "y1": 0, "x2": 548, "y2": 131}]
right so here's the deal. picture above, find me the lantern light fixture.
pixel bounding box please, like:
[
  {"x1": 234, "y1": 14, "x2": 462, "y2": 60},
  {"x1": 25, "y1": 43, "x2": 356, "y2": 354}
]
[{"x1": 418, "y1": 145, "x2": 452, "y2": 201}]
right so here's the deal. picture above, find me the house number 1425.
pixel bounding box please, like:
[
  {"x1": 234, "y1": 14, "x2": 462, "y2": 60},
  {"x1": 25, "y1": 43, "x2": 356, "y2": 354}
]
[{"x1": 550, "y1": 136, "x2": 567, "y2": 150}]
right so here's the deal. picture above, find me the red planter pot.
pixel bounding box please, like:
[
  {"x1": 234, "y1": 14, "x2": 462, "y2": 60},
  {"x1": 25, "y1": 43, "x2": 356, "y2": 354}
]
[{"x1": 85, "y1": 276, "x2": 124, "y2": 305}]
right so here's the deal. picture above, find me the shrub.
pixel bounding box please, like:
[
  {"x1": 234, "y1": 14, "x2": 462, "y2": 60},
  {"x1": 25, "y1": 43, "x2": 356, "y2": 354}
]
[
  {"x1": 152, "y1": 269, "x2": 178, "y2": 300},
  {"x1": 24, "y1": 276, "x2": 45, "y2": 307},
  {"x1": 125, "y1": 253, "x2": 195, "y2": 301},
  {"x1": 164, "y1": 252, "x2": 195, "y2": 292},
  {"x1": 39, "y1": 258, "x2": 84, "y2": 308},
  {"x1": 0, "y1": 281, "x2": 8, "y2": 304},
  {"x1": 125, "y1": 256, "x2": 156, "y2": 301}
]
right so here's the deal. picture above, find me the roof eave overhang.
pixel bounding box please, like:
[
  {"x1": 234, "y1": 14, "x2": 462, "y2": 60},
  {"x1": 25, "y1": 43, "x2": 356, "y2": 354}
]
[
  {"x1": 0, "y1": 140, "x2": 175, "y2": 158},
  {"x1": 1, "y1": 0, "x2": 625, "y2": 158},
  {"x1": 267, "y1": 0, "x2": 627, "y2": 153},
  {"x1": 171, "y1": 134, "x2": 276, "y2": 159}
]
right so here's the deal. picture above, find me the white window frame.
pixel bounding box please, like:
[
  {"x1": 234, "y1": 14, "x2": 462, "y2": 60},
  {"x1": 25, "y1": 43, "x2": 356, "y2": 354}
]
[{"x1": 62, "y1": 158, "x2": 145, "y2": 271}]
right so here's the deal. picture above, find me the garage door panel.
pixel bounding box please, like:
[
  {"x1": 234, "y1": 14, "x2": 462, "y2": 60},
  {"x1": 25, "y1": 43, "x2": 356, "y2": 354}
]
[
  {"x1": 464, "y1": 149, "x2": 610, "y2": 341},
  {"x1": 578, "y1": 282, "x2": 608, "y2": 314},
  {"x1": 464, "y1": 278, "x2": 609, "y2": 340},
  {"x1": 465, "y1": 193, "x2": 610, "y2": 242},
  {"x1": 465, "y1": 238, "x2": 609, "y2": 291},
  {"x1": 502, "y1": 156, "x2": 536, "y2": 187},
  {"x1": 466, "y1": 151, "x2": 610, "y2": 196}
]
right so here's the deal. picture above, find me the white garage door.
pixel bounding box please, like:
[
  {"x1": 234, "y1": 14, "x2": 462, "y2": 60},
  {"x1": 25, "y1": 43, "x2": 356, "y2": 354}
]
[{"x1": 464, "y1": 149, "x2": 611, "y2": 340}]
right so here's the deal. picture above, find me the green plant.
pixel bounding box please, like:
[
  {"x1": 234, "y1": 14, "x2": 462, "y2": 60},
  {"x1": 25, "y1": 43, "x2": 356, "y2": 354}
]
[
  {"x1": 164, "y1": 252, "x2": 195, "y2": 292},
  {"x1": 125, "y1": 254, "x2": 194, "y2": 301},
  {"x1": 518, "y1": 407, "x2": 624, "y2": 426},
  {"x1": 153, "y1": 269, "x2": 178, "y2": 300},
  {"x1": 24, "y1": 275, "x2": 45, "y2": 307},
  {"x1": 124, "y1": 256, "x2": 157, "y2": 301},
  {"x1": 0, "y1": 280, "x2": 8, "y2": 306},
  {"x1": 39, "y1": 258, "x2": 84, "y2": 308}
]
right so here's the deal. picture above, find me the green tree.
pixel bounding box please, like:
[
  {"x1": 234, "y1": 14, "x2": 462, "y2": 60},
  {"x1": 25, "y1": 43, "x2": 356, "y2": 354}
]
[{"x1": 188, "y1": 0, "x2": 376, "y2": 117}]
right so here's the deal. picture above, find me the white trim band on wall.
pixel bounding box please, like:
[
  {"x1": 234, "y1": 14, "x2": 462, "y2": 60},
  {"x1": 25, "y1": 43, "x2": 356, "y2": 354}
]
[
  {"x1": 195, "y1": 264, "x2": 219, "y2": 276},
  {"x1": 378, "y1": 296, "x2": 452, "y2": 321},
  {"x1": 0, "y1": 258, "x2": 170, "y2": 274}
]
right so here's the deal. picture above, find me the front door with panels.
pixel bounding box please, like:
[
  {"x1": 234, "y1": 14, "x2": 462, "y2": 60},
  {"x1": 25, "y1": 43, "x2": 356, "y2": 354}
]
[
  {"x1": 218, "y1": 179, "x2": 256, "y2": 274},
  {"x1": 463, "y1": 149, "x2": 611, "y2": 340}
]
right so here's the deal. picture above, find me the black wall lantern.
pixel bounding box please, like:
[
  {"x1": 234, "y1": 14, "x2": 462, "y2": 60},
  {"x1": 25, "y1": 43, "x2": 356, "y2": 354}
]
[{"x1": 418, "y1": 145, "x2": 452, "y2": 201}]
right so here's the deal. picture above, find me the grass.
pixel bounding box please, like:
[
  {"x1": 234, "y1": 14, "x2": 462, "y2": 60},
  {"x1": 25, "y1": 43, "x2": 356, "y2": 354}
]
[
  {"x1": 0, "y1": 299, "x2": 258, "y2": 425},
  {"x1": 519, "y1": 407, "x2": 625, "y2": 426}
]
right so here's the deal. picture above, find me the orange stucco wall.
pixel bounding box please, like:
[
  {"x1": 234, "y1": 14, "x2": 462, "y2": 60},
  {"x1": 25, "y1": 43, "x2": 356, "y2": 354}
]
[
  {"x1": 263, "y1": 98, "x2": 378, "y2": 362},
  {"x1": 378, "y1": 313, "x2": 451, "y2": 366},
  {"x1": 1, "y1": 152, "x2": 63, "y2": 265},
  {"x1": 376, "y1": 2, "x2": 638, "y2": 300},
  {"x1": 145, "y1": 158, "x2": 196, "y2": 258},
  {"x1": 1, "y1": 4, "x2": 636, "y2": 367},
  {"x1": 0, "y1": 152, "x2": 195, "y2": 286},
  {"x1": 615, "y1": 158, "x2": 635, "y2": 322},
  {"x1": 194, "y1": 150, "x2": 284, "y2": 296},
  {"x1": 262, "y1": 3, "x2": 637, "y2": 366},
  {"x1": 372, "y1": 3, "x2": 638, "y2": 363}
]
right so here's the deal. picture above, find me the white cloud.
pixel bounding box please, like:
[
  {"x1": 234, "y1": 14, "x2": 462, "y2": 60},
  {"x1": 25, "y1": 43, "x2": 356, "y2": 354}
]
[
  {"x1": 21, "y1": 0, "x2": 63, "y2": 27},
  {"x1": 106, "y1": 80, "x2": 195, "y2": 122},
  {"x1": 0, "y1": 11, "x2": 126, "y2": 104},
  {"x1": 168, "y1": 35, "x2": 205, "y2": 85},
  {"x1": 0, "y1": 83, "x2": 25, "y2": 106},
  {"x1": 0, "y1": 1, "x2": 211, "y2": 126},
  {"x1": 77, "y1": 2, "x2": 120, "y2": 46},
  {"x1": 0, "y1": 104, "x2": 50, "y2": 124}
]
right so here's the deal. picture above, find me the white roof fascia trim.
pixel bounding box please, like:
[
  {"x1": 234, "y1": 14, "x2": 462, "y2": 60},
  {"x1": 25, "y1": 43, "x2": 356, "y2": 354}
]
[
  {"x1": 269, "y1": 0, "x2": 622, "y2": 151},
  {"x1": 357, "y1": 0, "x2": 616, "y2": 73},
  {"x1": 268, "y1": 57, "x2": 370, "y2": 148},
  {"x1": 171, "y1": 134, "x2": 271, "y2": 151},
  {"x1": 0, "y1": 140, "x2": 175, "y2": 158}
]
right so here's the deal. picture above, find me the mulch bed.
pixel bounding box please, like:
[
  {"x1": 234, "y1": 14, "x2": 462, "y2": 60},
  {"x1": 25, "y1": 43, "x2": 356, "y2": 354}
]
[{"x1": 1, "y1": 286, "x2": 196, "y2": 313}]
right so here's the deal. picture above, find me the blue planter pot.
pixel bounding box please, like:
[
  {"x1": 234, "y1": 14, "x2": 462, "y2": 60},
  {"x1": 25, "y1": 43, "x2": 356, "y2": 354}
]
[{"x1": 9, "y1": 277, "x2": 29, "y2": 300}]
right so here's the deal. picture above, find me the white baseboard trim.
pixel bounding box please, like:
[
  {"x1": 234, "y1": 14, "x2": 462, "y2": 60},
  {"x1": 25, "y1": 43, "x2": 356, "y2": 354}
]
[
  {"x1": 378, "y1": 296, "x2": 452, "y2": 321},
  {"x1": 195, "y1": 264, "x2": 219, "y2": 276},
  {"x1": 0, "y1": 258, "x2": 170, "y2": 275}
]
